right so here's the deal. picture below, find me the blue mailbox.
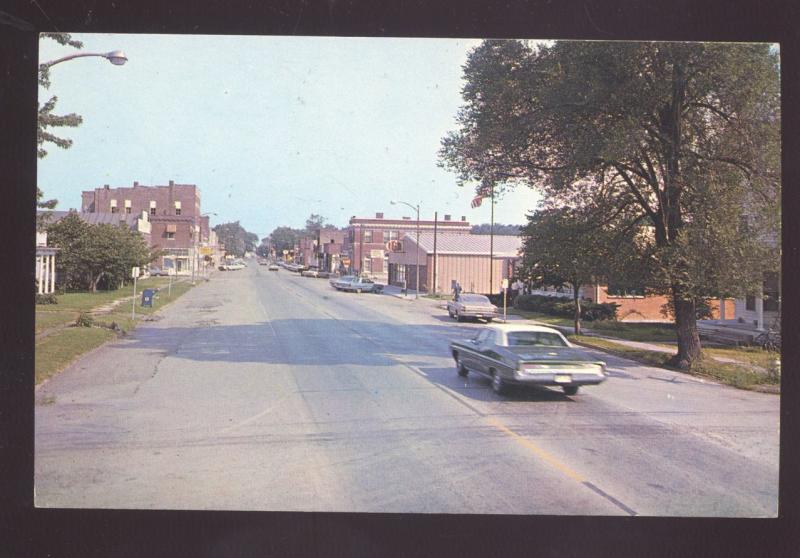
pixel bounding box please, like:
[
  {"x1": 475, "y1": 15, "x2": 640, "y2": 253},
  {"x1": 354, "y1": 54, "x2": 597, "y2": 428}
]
[{"x1": 141, "y1": 288, "x2": 155, "y2": 307}]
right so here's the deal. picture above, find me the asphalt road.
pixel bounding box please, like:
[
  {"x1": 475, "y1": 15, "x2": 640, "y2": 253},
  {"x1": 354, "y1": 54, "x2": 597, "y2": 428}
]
[{"x1": 35, "y1": 263, "x2": 780, "y2": 515}]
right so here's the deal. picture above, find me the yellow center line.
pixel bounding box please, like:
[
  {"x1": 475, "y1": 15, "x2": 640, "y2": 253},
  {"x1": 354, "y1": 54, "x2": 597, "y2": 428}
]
[{"x1": 487, "y1": 417, "x2": 585, "y2": 483}]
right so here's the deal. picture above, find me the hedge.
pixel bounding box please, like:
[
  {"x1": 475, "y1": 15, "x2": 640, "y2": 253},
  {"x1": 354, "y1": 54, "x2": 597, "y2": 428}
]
[{"x1": 514, "y1": 294, "x2": 619, "y2": 321}]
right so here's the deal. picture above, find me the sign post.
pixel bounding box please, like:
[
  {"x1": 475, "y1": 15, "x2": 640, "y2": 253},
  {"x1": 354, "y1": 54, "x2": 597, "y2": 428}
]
[
  {"x1": 131, "y1": 267, "x2": 140, "y2": 320},
  {"x1": 502, "y1": 278, "x2": 509, "y2": 322}
]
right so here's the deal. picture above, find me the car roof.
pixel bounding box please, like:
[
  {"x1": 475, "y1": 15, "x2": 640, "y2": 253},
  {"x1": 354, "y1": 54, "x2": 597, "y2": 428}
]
[{"x1": 484, "y1": 323, "x2": 565, "y2": 335}]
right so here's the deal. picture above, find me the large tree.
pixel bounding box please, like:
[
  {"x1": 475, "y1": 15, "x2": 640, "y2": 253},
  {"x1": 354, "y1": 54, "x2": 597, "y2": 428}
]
[
  {"x1": 47, "y1": 214, "x2": 152, "y2": 292},
  {"x1": 268, "y1": 226, "x2": 301, "y2": 255},
  {"x1": 440, "y1": 40, "x2": 780, "y2": 369}
]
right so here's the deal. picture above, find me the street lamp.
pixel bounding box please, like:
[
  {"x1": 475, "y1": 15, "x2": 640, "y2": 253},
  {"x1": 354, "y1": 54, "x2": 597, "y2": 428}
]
[
  {"x1": 42, "y1": 50, "x2": 129, "y2": 68},
  {"x1": 391, "y1": 200, "x2": 421, "y2": 300}
]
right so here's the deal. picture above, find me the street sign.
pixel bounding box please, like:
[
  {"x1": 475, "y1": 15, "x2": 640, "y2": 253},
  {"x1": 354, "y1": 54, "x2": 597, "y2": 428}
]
[
  {"x1": 502, "y1": 278, "x2": 509, "y2": 289},
  {"x1": 131, "y1": 267, "x2": 140, "y2": 278},
  {"x1": 283, "y1": 249, "x2": 289, "y2": 255},
  {"x1": 199, "y1": 247, "x2": 213, "y2": 255}
]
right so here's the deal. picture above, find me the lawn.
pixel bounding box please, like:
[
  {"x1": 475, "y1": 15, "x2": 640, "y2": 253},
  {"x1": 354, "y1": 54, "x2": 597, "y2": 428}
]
[
  {"x1": 509, "y1": 308, "x2": 677, "y2": 342},
  {"x1": 35, "y1": 326, "x2": 116, "y2": 385},
  {"x1": 570, "y1": 335, "x2": 780, "y2": 392},
  {"x1": 35, "y1": 277, "x2": 197, "y2": 385}
]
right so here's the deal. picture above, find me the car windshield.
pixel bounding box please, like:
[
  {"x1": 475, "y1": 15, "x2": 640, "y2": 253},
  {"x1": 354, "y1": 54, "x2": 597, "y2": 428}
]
[
  {"x1": 506, "y1": 331, "x2": 568, "y2": 347},
  {"x1": 460, "y1": 295, "x2": 490, "y2": 304}
]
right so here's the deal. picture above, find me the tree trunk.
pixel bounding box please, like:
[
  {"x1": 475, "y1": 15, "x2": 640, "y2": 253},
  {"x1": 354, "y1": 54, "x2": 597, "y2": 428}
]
[
  {"x1": 573, "y1": 284, "x2": 582, "y2": 335},
  {"x1": 671, "y1": 293, "x2": 703, "y2": 370}
]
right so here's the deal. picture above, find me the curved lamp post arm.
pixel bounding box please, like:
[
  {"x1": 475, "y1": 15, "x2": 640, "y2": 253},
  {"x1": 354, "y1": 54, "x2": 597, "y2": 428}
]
[{"x1": 42, "y1": 50, "x2": 128, "y2": 68}]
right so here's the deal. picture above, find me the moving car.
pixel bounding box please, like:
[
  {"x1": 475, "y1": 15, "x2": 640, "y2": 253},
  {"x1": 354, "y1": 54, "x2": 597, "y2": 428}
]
[
  {"x1": 148, "y1": 267, "x2": 173, "y2": 277},
  {"x1": 449, "y1": 323, "x2": 607, "y2": 396},
  {"x1": 301, "y1": 268, "x2": 320, "y2": 277},
  {"x1": 447, "y1": 293, "x2": 498, "y2": 322},
  {"x1": 339, "y1": 276, "x2": 384, "y2": 293},
  {"x1": 268, "y1": 263, "x2": 279, "y2": 271}
]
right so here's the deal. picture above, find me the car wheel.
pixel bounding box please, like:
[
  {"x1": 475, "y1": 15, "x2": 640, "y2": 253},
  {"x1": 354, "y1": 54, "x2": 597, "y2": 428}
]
[
  {"x1": 485, "y1": 318, "x2": 493, "y2": 323},
  {"x1": 491, "y1": 370, "x2": 508, "y2": 395},
  {"x1": 356, "y1": 288, "x2": 362, "y2": 293},
  {"x1": 455, "y1": 354, "x2": 468, "y2": 377},
  {"x1": 562, "y1": 385, "x2": 579, "y2": 396},
  {"x1": 448, "y1": 310, "x2": 454, "y2": 318},
  {"x1": 455, "y1": 312, "x2": 463, "y2": 322}
]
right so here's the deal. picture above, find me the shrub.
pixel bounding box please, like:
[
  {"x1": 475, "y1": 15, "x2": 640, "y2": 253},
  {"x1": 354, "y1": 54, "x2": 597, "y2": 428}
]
[
  {"x1": 35, "y1": 293, "x2": 58, "y2": 305},
  {"x1": 514, "y1": 294, "x2": 618, "y2": 321},
  {"x1": 75, "y1": 312, "x2": 95, "y2": 327}
]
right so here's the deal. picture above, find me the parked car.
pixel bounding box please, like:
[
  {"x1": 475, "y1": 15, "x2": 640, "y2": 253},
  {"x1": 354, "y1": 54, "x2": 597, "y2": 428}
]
[
  {"x1": 449, "y1": 323, "x2": 607, "y2": 396},
  {"x1": 317, "y1": 271, "x2": 331, "y2": 279},
  {"x1": 447, "y1": 293, "x2": 498, "y2": 322},
  {"x1": 268, "y1": 263, "x2": 280, "y2": 271},
  {"x1": 340, "y1": 276, "x2": 384, "y2": 293},
  {"x1": 301, "y1": 268, "x2": 320, "y2": 277},
  {"x1": 331, "y1": 275, "x2": 356, "y2": 290},
  {"x1": 148, "y1": 267, "x2": 173, "y2": 276}
]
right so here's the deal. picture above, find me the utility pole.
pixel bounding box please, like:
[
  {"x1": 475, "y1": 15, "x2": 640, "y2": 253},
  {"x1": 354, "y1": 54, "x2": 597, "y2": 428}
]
[
  {"x1": 489, "y1": 184, "x2": 495, "y2": 295},
  {"x1": 432, "y1": 211, "x2": 438, "y2": 295}
]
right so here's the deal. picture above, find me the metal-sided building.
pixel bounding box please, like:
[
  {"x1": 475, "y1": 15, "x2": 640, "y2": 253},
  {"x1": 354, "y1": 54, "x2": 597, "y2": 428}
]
[{"x1": 387, "y1": 232, "x2": 522, "y2": 295}]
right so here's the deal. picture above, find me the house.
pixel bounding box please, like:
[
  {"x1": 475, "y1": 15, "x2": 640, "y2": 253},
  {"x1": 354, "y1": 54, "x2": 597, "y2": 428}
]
[
  {"x1": 345, "y1": 213, "x2": 472, "y2": 282},
  {"x1": 387, "y1": 232, "x2": 522, "y2": 294}
]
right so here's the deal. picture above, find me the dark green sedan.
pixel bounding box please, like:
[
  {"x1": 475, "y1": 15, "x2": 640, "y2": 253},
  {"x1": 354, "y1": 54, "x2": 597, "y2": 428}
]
[{"x1": 449, "y1": 323, "x2": 607, "y2": 396}]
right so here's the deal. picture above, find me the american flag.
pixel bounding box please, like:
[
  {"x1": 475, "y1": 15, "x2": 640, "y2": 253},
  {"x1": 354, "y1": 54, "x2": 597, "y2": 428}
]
[{"x1": 471, "y1": 185, "x2": 493, "y2": 208}]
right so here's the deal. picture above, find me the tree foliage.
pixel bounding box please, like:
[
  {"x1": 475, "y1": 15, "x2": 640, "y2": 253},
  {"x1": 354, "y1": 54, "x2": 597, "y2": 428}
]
[
  {"x1": 440, "y1": 40, "x2": 780, "y2": 368},
  {"x1": 268, "y1": 226, "x2": 302, "y2": 255},
  {"x1": 38, "y1": 33, "x2": 84, "y2": 159},
  {"x1": 212, "y1": 221, "x2": 258, "y2": 257},
  {"x1": 46, "y1": 213, "x2": 152, "y2": 292},
  {"x1": 470, "y1": 223, "x2": 522, "y2": 235}
]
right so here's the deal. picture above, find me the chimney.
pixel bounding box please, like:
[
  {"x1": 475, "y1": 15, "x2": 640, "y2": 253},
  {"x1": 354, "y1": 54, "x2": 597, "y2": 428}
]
[
  {"x1": 104, "y1": 184, "x2": 109, "y2": 190},
  {"x1": 402, "y1": 216, "x2": 411, "y2": 220},
  {"x1": 169, "y1": 180, "x2": 174, "y2": 187},
  {"x1": 444, "y1": 214, "x2": 451, "y2": 221},
  {"x1": 375, "y1": 212, "x2": 384, "y2": 219},
  {"x1": 133, "y1": 181, "x2": 139, "y2": 187},
  {"x1": 461, "y1": 216, "x2": 466, "y2": 221}
]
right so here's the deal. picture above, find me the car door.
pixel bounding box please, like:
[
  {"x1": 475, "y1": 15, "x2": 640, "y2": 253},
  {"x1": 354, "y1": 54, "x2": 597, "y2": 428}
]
[{"x1": 469, "y1": 329, "x2": 493, "y2": 374}]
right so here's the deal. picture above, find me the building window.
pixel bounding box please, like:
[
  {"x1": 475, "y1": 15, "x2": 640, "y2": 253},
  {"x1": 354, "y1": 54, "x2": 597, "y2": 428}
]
[
  {"x1": 175, "y1": 208, "x2": 181, "y2": 216},
  {"x1": 387, "y1": 230, "x2": 399, "y2": 240},
  {"x1": 150, "y1": 207, "x2": 157, "y2": 215},
  {"x1": 363, "y1": 230, "x2": 373, "y2": 242},
  {"x1": 125, "y1": 207, "x2": 131, "y2": 214},
  {"x1": 111, "y1": 206, "x2": 118, "y2": 214},
  {"x1": 166, "y1": 232, "x2": 175, "y2": 239},
  {"x1": 746, "y1": 295, "x2": 756, "y2": 311}
]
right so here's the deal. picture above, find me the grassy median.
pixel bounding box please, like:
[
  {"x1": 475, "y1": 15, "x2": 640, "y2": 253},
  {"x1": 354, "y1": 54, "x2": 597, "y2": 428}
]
[
  {"x1": 35, "y1": 277, "x2": 197, "y2": 385},
  {"x1": 570, "y1": 335, "x2": 780, "y2": 392}
]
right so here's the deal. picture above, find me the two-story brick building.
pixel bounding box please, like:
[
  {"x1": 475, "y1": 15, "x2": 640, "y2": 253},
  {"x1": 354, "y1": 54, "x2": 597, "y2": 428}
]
[
  {"x1": 344, "y1": 213, "x2": 472, "y2": 282},
  {"x1": 81, "y1": 180, "x2": 208, "y2": 275}
]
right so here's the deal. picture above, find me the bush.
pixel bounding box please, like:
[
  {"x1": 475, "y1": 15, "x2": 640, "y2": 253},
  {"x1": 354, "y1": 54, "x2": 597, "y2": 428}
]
[
  {"x1": 75, "y1": 312, "x2": 95, "y2": 327},
  {"x1": 514, "y1": 294, "x2": 618, "y2": 321},
  {"x1": 35, "y1": 293, "x2": 58, "y2": 305}
]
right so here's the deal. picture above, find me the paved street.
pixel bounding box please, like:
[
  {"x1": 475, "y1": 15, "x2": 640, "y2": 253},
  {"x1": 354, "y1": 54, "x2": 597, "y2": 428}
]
[{"x1": 35, "y1": 263, "x2": 780, "y2": 516}]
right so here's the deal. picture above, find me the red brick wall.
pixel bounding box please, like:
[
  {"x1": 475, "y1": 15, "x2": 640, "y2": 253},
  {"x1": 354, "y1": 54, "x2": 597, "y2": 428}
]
[
  {"x1": 82, "y1": 182, "x2": 200, "y2": 218},
  {"x1": 586, "y1": 285, "x2": 736, "y2": 321}
]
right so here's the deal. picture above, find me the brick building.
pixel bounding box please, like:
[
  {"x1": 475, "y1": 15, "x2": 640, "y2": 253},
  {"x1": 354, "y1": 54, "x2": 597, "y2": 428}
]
[
  {"x1": 345, "y1": 213, "x2": 471, "y2": 282},
  {"x1": 81, "y1": 180, "x2": 209, "y2": 275}
]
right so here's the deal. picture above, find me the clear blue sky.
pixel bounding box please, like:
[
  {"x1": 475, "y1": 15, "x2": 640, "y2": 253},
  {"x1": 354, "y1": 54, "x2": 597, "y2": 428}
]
[{"x1": 38, "y1": 34, "x2": 542, "y2": 239}]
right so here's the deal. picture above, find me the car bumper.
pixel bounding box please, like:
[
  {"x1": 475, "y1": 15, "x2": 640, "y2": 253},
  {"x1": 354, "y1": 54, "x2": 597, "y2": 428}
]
[
  {"x1": 511, "y1": 370, "x2": 607, "y2": 387},
  {"x1": 457, "y1": 311, "x2": 498, "y2": 319}
]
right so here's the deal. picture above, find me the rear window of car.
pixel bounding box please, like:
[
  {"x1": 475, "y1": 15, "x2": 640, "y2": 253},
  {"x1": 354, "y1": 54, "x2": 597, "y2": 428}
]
[
  {"x1": 506, "y1": 331, "x2": 568, "y2": 347},
  {"x1": 461, "y1": 295, "x2": 490, "y2": 304}
]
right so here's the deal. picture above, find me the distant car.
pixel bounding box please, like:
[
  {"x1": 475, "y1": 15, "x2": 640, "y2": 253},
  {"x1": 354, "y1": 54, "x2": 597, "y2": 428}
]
[
  {"x1": 301, "y1": 268, "x2": 319, "y2": 277},
  {"x1": 340, "y1": 276, "x2": 384, "y2": 293},
  {"x1": 447, "y1": 293, "x2": 498, "y2": 322},
  {"x1": 148, "y1": 267, "x2": 172, "y2": 276},
  {"x1": 317, "y1": 271, "x2": 331, "y2": 279},
  {"x1": 268, "y1": 264, "x2": 279, "y2": 271},
  {"x1": 221, "y1": 261, "x2": 246, "y2": 271},
  {"x1": 450, "y1": 324, "x2": 607, "y2": 396},
  {"x1": 258, "y1": 259, "x2": 268, "y2": 265}
]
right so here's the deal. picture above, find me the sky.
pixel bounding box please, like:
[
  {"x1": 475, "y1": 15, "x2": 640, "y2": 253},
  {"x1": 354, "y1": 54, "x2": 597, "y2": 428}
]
[{"x1": 38, "y1": 34, "x2": 542, "y2": 239}]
